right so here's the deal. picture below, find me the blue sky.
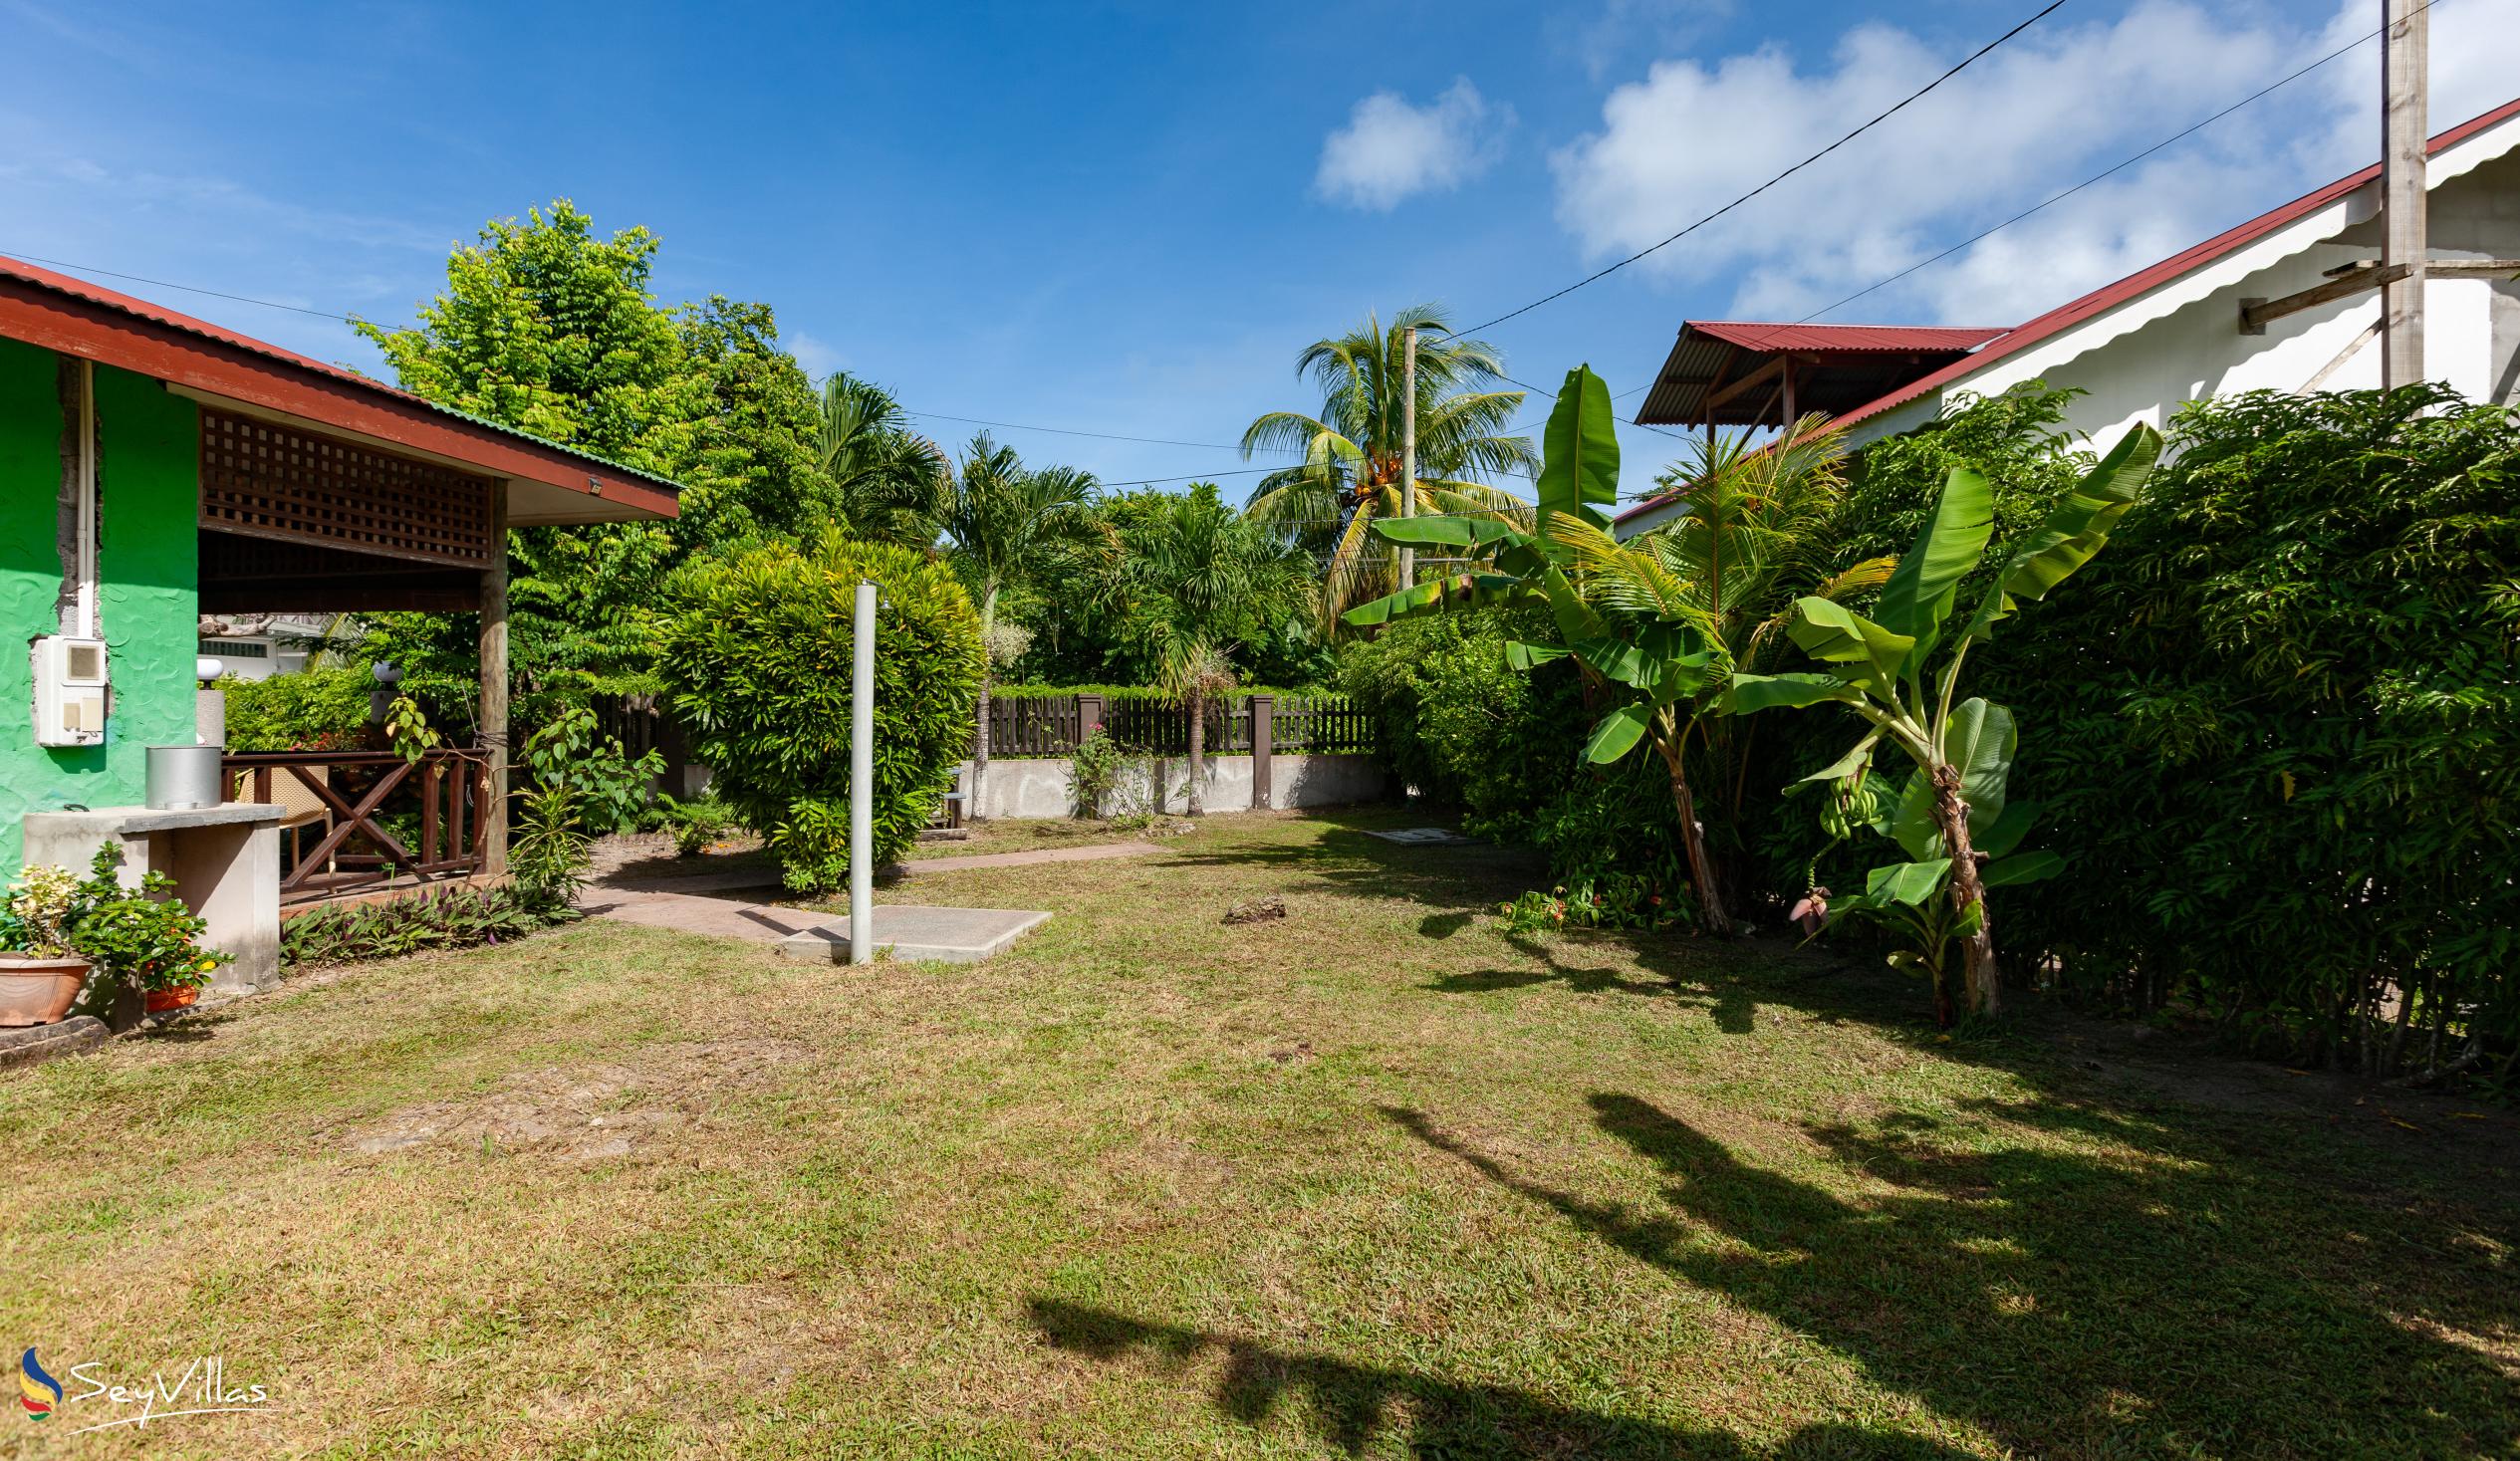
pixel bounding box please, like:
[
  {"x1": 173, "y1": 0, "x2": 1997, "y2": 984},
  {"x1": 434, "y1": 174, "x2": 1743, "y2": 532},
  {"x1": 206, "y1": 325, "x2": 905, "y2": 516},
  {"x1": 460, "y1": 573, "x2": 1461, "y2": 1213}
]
[{"x1": 1, "y1": 0, "x2": 2512, "y2": 496}]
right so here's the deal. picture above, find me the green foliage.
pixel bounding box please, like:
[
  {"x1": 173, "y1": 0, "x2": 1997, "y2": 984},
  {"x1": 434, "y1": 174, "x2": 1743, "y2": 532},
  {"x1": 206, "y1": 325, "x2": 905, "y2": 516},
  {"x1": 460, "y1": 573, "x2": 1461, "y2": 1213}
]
[
  {"x1": 656, "y1": 537, "x2": 984, "y2": 893},
  {"x1": 1967, "y1": 384, "x2": 2520, "y2": 1078},
  {"x1": 1337, "y1": 608, "x2": 1585, "y2": 837},
  {"x1": 353, "y1": 200, "x2": 843, "y2": 730},
  {"x1": 1241, "y1": 304, "x2": 1539, "y2": 627},
  {"x1": 5, "y1": 848, "x2": 230, "y2": 994},
  {"x1": 1523, "y1": 760, "x2": 1696, "y2": 931},
  {"x1": 660, "y1": 792, "x2": 737, "y2": 857},
  {"x1": 282, "y1": 883, "x2": 555, "y2": 967},
  {"x1": 383, "y1": 694, "x2": 441, "y2": 762},
  {"x1": 33, "y1": 845, "x2": 230, "y2": 996},
  {"x1": 219, "y1": 667, "x2": 369, "y2": 753},
  {"x1": 1067, "y1": 729, "x2": 1135, "y2": 820},
  {"x1": 1002, "y1": 487, "x2": 1332, "y2": 689},
  {"x1": 522, "y1": 704, "x2": 665, "y2": 835},
  {"x1": 818, "y1": 372, "x2": 952, "y2": 547},
  {"x1": 509, "y1": 784, "x2": 595, "y2": 914},
  {"x1": 0, "y1": 863, "x2": 84, "y2": 957}
]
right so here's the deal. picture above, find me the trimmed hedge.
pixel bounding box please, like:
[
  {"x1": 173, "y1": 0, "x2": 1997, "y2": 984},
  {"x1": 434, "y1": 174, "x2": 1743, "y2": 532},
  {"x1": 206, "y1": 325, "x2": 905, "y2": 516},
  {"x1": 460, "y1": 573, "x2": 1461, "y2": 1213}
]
[
  {"x1": 657, "y1": 538, "x2": 983, "y2": 892},
  {"x1": 219, "y1": 666, "x2": 370, "y2": 752}
]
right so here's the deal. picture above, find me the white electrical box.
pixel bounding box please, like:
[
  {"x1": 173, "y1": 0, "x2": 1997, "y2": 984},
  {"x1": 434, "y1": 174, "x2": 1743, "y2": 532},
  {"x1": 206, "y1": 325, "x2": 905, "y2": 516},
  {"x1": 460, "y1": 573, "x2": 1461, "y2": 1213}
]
[{"x1": 32, "y1": 635, "x2": 109, "y2": 747}]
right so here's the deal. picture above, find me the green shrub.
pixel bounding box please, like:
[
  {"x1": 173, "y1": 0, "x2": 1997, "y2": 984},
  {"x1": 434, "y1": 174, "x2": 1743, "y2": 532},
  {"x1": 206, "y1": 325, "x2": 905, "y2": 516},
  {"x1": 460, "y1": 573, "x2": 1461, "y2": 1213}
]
[
  {"x1": 660, "y1": 792, "x2": 737, "y2": 856},
  {"x1": 283, "y1": 883, "x2": 555, "y2": 967},
  {"x1": 1338, "y1": 607, "x2": 1585, "y2": 835},
  {"x1": 656, "y1": 538, "x2": 984, "y2": 893},
  {"x1": 509, "y1": 784, "x2": 595, "y2": 912},
  {"x1": 220, "y1": 667, "x2": 370, "y2": 752},
  {"x1": 522, "y1": 704, "x2": 664, "y2": 834},
  {"x1": 1973, "y1": 385, "x2": 2520, "y2": 1078}
]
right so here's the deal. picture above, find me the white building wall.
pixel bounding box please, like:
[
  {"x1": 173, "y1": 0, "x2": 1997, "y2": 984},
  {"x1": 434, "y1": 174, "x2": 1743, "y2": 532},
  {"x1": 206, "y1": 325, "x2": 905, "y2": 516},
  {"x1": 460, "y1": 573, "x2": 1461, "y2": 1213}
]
[{"x1": 1841, "y1": 148, "x2": 2520, "y2": 457}]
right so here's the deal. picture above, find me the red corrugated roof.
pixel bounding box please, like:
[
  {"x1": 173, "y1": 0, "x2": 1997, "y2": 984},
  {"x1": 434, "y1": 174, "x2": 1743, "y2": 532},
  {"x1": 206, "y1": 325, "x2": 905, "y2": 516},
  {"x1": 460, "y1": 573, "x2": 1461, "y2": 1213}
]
[
  {"x1": 1826, "y1": 93, "x2": 2520, "y2": 437},
  {"x1": 0, "y1": 251, "x2": 682, "y2": 513},
  {"x1": 1614, "y1": 93, "x2": 2520, "y2": 526},
  {"x1": 1685, "y1": 321, "x2": 2006, "y2": 354}
]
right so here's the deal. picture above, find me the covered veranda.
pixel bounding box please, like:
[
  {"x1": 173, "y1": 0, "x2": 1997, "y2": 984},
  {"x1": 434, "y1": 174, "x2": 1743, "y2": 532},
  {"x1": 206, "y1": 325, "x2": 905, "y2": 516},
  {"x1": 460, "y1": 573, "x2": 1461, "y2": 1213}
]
[{"x1": 0, "y1": 254, "x2": 680, "y2": 914}]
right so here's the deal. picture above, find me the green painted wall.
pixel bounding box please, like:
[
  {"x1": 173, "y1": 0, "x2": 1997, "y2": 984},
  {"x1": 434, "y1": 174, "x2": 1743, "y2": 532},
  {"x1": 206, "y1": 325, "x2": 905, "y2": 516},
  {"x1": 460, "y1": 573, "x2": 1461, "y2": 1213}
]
[{"x1": 0, "y1": 339, "x2": 200, "y2": 867}]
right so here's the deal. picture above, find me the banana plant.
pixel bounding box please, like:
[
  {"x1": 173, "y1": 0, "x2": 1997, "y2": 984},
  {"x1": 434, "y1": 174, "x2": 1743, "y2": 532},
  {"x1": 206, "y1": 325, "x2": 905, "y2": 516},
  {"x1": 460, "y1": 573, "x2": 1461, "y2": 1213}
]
[
  {"x1": 1811, "y1": 764, "x2": 2064, "y2": 1027},
  {"x1": 1722, "y1": 423, "x2": 2161, "y2": 1018},
  {"x1": 1341, "y1": 365, "x2": 1740, "y2": 931}
]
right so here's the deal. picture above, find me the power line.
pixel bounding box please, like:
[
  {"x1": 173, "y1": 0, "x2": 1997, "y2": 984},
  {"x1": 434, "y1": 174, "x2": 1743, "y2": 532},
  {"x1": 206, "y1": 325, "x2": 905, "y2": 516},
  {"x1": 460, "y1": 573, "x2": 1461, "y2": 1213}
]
[
  {"x1": 0, "y1": 247, "x2": 364, "y2": 322},
  {"x1": 1457, "y1": 0, "x2": 2074, "y2": 336},
  {"x1": 1797, "y1": 0, "x2": 2437, "y2": 324},
  {"x1": 902, "y1": 408, "x2": 1302, "y2": 454}
]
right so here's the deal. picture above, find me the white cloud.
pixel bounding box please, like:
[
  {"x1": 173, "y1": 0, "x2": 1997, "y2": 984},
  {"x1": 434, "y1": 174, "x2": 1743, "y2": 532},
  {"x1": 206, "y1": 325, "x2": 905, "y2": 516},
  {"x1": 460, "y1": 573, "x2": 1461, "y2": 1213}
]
[
  {"x1": 785, "y1": 330, "x2": 844, "y2": 381},
  {"x1": 1550, "y1": 0, "x2": 2520, "y2": 326},
  {"x1": 1315, "y1": 79, "x2": 1508, "y2": 211},
  {"x1": 1563, "y1": 0, "x2": 1736, "y2": 81}
]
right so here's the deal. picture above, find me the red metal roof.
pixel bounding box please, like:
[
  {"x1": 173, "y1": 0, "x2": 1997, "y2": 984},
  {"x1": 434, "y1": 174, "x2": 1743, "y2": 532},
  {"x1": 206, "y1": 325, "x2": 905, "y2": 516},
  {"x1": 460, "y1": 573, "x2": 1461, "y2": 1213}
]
[
  {"x1": 1684, "y1": 322, "x2": 2006, "y2": 354},
  {"x1": 1615, "y1": 93, "x2": 2520, "y2": 526},
  {"x1": 0, "y1": 252, "x2": 680, "y2": 519},
  {"x1": 1825, "y1": 92, "x2": 2520, "y2": 438}
]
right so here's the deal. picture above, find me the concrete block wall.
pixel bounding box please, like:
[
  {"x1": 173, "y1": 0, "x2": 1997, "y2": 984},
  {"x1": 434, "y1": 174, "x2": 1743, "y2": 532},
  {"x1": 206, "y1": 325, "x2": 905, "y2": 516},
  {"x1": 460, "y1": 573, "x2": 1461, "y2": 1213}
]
[{"x1": 960, "y1": 753, "x2": 1386, "y2": 821}]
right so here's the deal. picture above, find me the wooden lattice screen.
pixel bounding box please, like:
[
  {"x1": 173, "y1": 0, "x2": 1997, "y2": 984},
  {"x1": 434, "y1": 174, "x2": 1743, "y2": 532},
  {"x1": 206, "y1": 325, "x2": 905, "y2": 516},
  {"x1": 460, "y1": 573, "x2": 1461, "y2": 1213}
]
[{"x1": 199, "y1": 409, "x2": 495, "y2": 568}]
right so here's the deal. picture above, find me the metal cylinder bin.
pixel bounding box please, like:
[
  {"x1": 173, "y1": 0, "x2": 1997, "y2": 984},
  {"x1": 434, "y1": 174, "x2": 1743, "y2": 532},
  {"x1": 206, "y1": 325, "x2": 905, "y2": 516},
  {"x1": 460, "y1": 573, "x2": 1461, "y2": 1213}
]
[{"x1": 146, "y1": 744, "x2": 226, "y2": 811}]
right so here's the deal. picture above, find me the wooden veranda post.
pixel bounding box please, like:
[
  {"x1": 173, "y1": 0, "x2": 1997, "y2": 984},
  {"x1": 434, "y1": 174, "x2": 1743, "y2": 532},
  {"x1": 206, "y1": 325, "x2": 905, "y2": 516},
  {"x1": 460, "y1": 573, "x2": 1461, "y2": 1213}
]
[{"x1": 479, "y1": 485, "x2": 510, "y2": 875}]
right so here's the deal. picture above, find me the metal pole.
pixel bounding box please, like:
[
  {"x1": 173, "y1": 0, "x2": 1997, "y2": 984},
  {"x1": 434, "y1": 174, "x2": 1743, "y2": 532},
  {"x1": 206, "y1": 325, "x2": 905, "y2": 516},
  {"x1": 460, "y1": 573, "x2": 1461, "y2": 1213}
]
[
  {"x1": 1397, "y1": 325, "x2": 1417, "y2": 588},
  {"x1": 2381, "y1": 0, "x2": 2428, "y2": 388},
  {"x1": 850, "y1": 579, "x2": 876, "y2": 965}
]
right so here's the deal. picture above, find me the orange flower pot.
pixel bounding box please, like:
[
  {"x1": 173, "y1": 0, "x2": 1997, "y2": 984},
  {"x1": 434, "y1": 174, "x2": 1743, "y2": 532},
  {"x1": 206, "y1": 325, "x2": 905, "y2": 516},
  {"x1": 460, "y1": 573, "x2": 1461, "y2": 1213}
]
[{"x1": 0, "y1": 954, "x2": 93, "y2": 1027}]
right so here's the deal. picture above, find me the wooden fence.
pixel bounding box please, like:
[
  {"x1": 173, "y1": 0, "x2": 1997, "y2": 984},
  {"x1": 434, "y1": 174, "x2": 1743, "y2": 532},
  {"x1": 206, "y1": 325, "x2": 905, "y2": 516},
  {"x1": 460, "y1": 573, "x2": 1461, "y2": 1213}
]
[{"x1": 986, "y1": 692, "x2": 1375, "y2": 759}]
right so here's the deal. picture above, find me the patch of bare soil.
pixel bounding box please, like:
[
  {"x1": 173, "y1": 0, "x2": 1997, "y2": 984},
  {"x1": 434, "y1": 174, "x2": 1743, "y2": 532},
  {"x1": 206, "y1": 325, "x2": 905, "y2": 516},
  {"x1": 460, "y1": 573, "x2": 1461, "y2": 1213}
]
[{"x1": 343, "y1": 1037, "x2": 814, "y2": 1162}]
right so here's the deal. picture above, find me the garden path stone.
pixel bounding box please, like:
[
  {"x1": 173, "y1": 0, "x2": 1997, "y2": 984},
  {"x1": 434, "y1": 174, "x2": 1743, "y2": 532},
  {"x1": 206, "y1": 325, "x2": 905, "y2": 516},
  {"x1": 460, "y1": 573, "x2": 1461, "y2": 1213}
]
[{"x1": 775, "y1": 906, "x2": 1052, "y2": 965}]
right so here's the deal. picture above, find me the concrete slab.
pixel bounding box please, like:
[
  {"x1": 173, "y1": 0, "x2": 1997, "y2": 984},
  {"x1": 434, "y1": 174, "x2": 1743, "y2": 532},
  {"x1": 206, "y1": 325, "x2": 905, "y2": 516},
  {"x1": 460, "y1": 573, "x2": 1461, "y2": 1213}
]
[
  {"x1": 777, "y1": 905, "x2": 1052, "y2": 965},
  {"x1": 1365, "y1": 828, "x2": 1476, "y2": 846}
]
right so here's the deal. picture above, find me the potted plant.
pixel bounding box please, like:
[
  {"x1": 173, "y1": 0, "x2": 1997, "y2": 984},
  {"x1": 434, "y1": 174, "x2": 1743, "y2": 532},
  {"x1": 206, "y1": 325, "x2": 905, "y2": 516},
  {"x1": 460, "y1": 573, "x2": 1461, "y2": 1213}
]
[
  {"x1": 0, "y1": 864, "x2": 94, "y2": 1027},
  {"x1": 66, "y1": 846, "x2": 230, "y2": 1015}
]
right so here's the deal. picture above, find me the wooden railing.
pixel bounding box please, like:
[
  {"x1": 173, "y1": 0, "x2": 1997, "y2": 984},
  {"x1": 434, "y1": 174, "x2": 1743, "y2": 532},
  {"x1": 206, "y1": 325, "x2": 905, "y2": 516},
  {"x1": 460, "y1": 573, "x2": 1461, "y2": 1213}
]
[
  {"x1": 986, "y1": 691, "x2": 1376, "y2": 758},
  {"x1": 224, "y1": 748, "x2": 492, "y2": 899}
]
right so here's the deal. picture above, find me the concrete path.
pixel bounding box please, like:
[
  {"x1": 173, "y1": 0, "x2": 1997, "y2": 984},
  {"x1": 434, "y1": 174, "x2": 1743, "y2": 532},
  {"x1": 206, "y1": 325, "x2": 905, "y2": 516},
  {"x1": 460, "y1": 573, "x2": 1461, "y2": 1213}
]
[{"x1": 583, "y1": 886, "x2": 840, "y2": 942}]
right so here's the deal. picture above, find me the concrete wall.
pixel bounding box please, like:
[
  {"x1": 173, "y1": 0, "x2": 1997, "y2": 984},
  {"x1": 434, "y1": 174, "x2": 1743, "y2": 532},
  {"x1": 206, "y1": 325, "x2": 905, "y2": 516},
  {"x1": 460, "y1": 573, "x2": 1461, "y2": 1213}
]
[
  {"x1": 1, "y1": 341, "x2": 201, "y2": 867},
  {"x1": 963, "y1": 753, "x2": 1386, "y2": 820}
]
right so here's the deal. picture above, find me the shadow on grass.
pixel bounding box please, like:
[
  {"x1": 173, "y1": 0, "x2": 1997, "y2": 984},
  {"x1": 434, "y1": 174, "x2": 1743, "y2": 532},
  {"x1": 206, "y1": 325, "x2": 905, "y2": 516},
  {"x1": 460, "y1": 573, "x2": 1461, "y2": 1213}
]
[
  {"x1": 1383, "y1": 1096, "x2": 2520, "y2": 1457},
  {"x1": 1026, "y1": 1297, "x2": 1978, "y2": 1459}
]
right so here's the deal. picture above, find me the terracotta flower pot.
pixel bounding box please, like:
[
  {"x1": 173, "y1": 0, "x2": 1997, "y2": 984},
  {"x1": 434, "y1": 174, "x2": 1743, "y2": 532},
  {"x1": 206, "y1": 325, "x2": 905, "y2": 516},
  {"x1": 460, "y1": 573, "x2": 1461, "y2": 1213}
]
[
  {"x1": 143, "y1": 984, "x2": 203, "y2": 1015},
  {"x1": 0, "y1": 954, "x2": 93, "y2": 1027}
]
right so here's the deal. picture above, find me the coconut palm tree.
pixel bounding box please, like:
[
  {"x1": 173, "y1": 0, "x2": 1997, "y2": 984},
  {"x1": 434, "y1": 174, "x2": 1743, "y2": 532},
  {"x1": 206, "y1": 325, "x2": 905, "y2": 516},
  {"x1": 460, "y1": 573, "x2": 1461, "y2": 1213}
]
[
  {"x1": 1241, "y1": 305, "x2": 1537, "y2": 628},
  {"x1": 937, "y1": 434, "x2": 1107, "y2": 813},
  {"x1": 1122, "y1": 484, "x2": 1316, "y2": 815},
  {"x1": 817, "y1": 373, "x2": 951, "y2": 546}
]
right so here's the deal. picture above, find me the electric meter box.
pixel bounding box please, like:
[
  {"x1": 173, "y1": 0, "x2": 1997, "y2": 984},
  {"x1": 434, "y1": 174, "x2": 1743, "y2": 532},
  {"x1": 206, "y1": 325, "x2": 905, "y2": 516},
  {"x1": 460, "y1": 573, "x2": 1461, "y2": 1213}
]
[{"x1": 32, "y1": 635, "x2": 108, "y2": 747}]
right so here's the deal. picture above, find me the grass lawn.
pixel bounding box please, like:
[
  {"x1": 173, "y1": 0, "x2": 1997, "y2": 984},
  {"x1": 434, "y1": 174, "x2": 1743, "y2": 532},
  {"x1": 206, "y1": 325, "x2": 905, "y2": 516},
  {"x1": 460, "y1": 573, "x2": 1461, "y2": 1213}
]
[{"x1": 3, "y1": 809, "x2": 2513, "y2": 1458}]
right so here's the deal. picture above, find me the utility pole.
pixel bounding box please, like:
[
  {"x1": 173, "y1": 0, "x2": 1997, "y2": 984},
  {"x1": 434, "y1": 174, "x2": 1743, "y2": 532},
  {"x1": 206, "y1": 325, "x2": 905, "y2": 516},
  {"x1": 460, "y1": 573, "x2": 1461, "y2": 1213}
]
[
  {"x1": 1396, "y1": 325, "x2": 1417, "y2": 590},
  {"x1": 2381, "y1": 0, "x2": 2428, "y2": 388}
]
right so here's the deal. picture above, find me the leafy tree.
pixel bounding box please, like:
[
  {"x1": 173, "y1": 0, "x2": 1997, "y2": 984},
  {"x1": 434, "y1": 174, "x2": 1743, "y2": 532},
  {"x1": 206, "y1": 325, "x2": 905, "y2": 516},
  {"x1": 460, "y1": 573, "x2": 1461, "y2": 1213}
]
[
  {"x1": 1004, "y1": 487, "x2": 1332, "y2": 688},
  {"x1": 936, "y1": 434, "x2": 1107, "y2": 809},
  {"x1": 1722, "y1": 425, "x2": 2161, "y2": 1021},
  {"x1": 352, "y1": 201, "x2": 838, "y2": 726},
  {"x1": 1119, "y1": 484, "x2": 1317, "y2": 815},
  {"x1": 656, "y1": 539, "x2": 983, "y2": 892},
  {"x1": 817, "y1": 372, "x2": 952, "y2": 547},
  {"x1": 1242, "y1": 305, "x2": 1537, "y2": 627}
]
